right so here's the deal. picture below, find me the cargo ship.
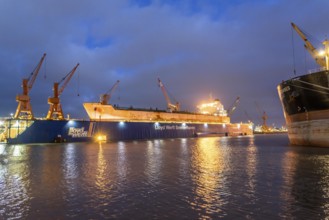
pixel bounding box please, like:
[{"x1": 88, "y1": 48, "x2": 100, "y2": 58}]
[
  {"x1": 277, "y1": 23, "x2": 329, "y2": 147},
  {"x1": 0, "y1": 56, "x2": 252, "y2": 144}
]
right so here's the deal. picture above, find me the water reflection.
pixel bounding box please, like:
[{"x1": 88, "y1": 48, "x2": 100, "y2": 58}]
[
  {"x1": 190, "y1": 137, "x2": 228, "y2": 216},
  {"x1": 281, "y1": 149, "x2": 329, "y2": 218},
  {"x1": 245, "y1": 137, "x2": 257, "y2": 201},
  {"x1": 178, "y1": 138, "x2": 189, "y2": 179},
  {"x1": 117, "y1": 141, "x2": 127, "y2": 181},
  {"x1": 2, "y1": 135, "x2": 329, "y2": 219},
  {"x1": 63, "y1": 144, "x2": 79, "y2": 180},
  {"x1": 280, "y1": 150, "x2": 298, "y2": 219},
  {"x1": 96, "y1": 143, "x2": 107, "y2": 190},
  {"x1": 145, "y1": 140, "x2": 163, "y2": 185},
  {"x1": 0, "y1": 145, "x2": 31, "y2": 219},
  {"x1": 319, "y1": 155, "x2": 329, "y2": 217}
]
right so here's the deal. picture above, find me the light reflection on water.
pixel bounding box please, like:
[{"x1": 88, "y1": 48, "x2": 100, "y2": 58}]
[
  {"x1": 190, "y1": 137, "x2": 227, "y2": 217},
  {"x1": 1, "y1": 134, "x2": 329, "y2": 219},
  {"x1": 0, "y1": 145, "x2": 31, "y2": 219},
  {"x1": 145, "y1": 140, "x2": 162, "y2": 185}
]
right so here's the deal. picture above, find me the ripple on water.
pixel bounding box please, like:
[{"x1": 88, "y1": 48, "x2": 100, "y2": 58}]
[{"x1": 1, "y1": 135, "x2": 329, "y2": 219}]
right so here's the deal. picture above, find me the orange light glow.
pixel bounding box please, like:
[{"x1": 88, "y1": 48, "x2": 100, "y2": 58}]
[{"x1": 96, "y1": 135, "x2": 107, "y2": 142}]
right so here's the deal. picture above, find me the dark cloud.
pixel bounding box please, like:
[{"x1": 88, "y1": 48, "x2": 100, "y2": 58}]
[{"x1": 0, "y1": 0, "x2": 328, "y2": 127}]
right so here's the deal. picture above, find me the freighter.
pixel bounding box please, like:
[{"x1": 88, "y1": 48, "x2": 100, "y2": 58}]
[
  {"x1": 277, "y1": 23, "x2": 329, "y2": 147},
  {"x1": 0, "y1": 56, "x2": 252, "y2": 144}
]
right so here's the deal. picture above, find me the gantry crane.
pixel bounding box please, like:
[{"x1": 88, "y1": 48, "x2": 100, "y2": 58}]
[
  {"x1": 227, "y1": 96, "x2": 240, "y2": 117},
  {"x1": 14, "y1": 53, "x2": 47, "y2": 119},
  {"x1": 291, "y1": 22, "x2": 329, "y2": 69},
  {"x1": 100, "y1": 80, "x2": 120, "y2": 105},
  {"x1": 157, "y1": 78, "x2": 180, "y2": 112},
  {"x1": 46, "y1": 63, "x2": 79, "y2": 120}
]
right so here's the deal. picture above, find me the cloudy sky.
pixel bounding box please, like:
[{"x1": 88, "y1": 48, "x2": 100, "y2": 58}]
[{"x1": 0, "y1": 0, "x2": 328, "y2": 126}]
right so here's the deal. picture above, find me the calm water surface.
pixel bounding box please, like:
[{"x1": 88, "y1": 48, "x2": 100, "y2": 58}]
[{"x1": 1, "y1": 134, "x2": 329, "y2": 219}]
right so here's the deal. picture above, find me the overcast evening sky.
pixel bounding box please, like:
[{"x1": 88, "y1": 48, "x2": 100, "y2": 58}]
[{"x1": 0, "y1": 0, "x2": 328, "y2": 127}]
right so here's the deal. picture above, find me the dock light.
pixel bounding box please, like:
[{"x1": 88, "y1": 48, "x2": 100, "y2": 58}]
[
  {"x1": 222, "y1": 124, "x2": 226, "y2": 128},
  {"x1": 204, "y1": 123, "x2": 208, "y2": 128},
  {"x1": 68, "y1": 120, "x2": 75, "y2": 125},
  {"x1": 119, "y1": 121, "x2": 125, "y2": 127},
  {"x1": 182, "y1": 123, "x2": 186, "y2": 127},
  {"x1": 155, "y1": 122, "x2": 159, "y2": 126},
  {"x1": 96, "y1": 134, "x2": 107, "y2": 142}
]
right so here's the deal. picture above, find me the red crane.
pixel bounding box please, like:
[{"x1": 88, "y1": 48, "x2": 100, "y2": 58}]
[
  {"x1": 14, "y1": 53, "x2": 47, "y2": 119},
  {"x1": 46, "y1": 63, "x2": 79, "y2": 120}
]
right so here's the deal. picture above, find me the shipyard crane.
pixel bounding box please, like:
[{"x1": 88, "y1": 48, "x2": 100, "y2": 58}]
[
  {"x1": 157, "y1": 78, "x2": 180, "y2": 112},
  {"x1": 227, "y1": 96, "x2": 240, "y2": 117},
  {"x1": 291, "y1": 22, "x2": 328, "y2": 69},
  {"x1": 261, "y1": 111, "x2": 270, "y2": 132},
  {"x1": 255, "y1": 102, "x2": 270, "y2": 132},
  {"x1": 46, "y1": 63, "x2": 79, "y2": 120},
  {"x1": 14, "y1": 53, "x2": 47, "y2": 119},
  {"x1": 100, "y1": 80, "x2": 120, "y2": 105}
]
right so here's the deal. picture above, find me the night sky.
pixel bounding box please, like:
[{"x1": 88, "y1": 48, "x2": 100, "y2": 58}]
[{"x1": 1, "y1": 0, "x2": 328, "y2": 127}]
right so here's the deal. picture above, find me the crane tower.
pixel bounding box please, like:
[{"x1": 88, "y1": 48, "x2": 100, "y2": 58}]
[
  {"x1": 46, "y1": 63, "x2": 79, "y2": 120},
  {"x1": 14, "y1": 53, "x2": 47, "y2": 119}
]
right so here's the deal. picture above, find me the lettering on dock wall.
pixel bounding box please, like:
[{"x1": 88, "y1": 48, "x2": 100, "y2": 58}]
[
  {"x1": 154, "y1": 124, "x2": 195, "y2": 131},
  {"x1": 68, "y1": 127, "x2": 88, "y2": 137}
]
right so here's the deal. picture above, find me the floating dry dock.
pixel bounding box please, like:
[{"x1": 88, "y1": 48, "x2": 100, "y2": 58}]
[{"x1": 1, "y1": 102, "x2": 252, "y2": 144}]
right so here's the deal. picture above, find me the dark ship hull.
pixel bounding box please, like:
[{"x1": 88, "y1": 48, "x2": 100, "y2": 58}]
[{"x1": 277, "y1": 70, "x2": 329, "y2": 147}]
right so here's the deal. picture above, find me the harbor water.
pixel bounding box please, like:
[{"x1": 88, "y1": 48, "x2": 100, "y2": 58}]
[{"x1": 1, "y1": 134, "x2": 329, "y2": 219}]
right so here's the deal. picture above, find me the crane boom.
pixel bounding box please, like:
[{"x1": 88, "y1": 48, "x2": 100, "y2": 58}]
[
  {"x1": 227, "y1": 96, "x2": 240, "y2": 117},
  {"x1": 28, "y1": 53, "x2": 47, "y2": 89},
  {"x1": 14, "y1": 53, "x2": 47, "y2": 119},
  {"x1": 58, "y1": 63, "x2": 79, "y2": 95},
  {"x1": 46, "y1": 63, "x2": 79, "y2": 120},
  {"x1": 100, "y1": 80, "x2": 120, "y2": 105},
  {"x1": 291, "y1": 22, "x2": 327, "y2": 68},
  {"x1": 157, "y1": 78, "x2": 180, "y2": 112}
]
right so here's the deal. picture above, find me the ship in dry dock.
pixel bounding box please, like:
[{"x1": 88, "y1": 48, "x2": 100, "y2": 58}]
[
  {"x1": 83, "y1": 79, "x2": 253, "y2": 142},
  {"x1": 277, "y1": 23, "x2": 329, "y2": 147},
  {"x1": 0, "y1": 56, "x2": 253, "y2": 144}
]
